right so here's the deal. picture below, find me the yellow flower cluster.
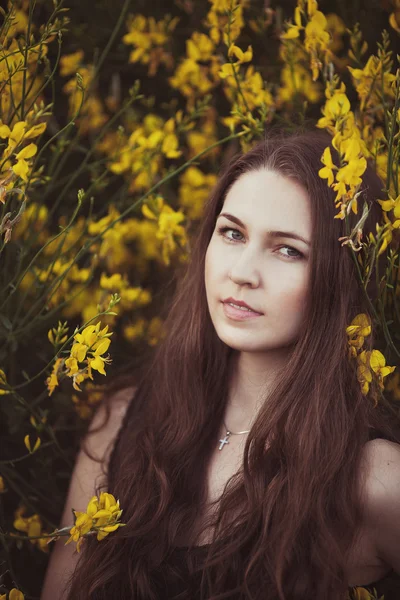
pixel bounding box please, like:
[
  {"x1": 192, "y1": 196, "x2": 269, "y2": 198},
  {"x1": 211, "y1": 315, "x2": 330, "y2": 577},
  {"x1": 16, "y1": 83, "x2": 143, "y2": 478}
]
[
  {"x1": 65, "y1": 321, "x2": 112, "y2": 388},
  {"x1": 122, "y1": 14, "x2": 179, "y2": 76},
  {"x1": 346, "y1": 313, "x2": 396, "y2": 401},
  {"x1": 219, "y1": 41, "x2": 275, "y2": 135},
  {"x1": 13, "y1": 505, "x2": 51, "y2": 553},
  {"x1": 205, "y1": 0, "x2": 246, "y2": 46},
  {"x1": 142, "y1": 196, "x2": 188, "y2": 266},
  {"x1": 0, "y1": 4, "x2": 54, "y2": 119},
  {"x1": 46, "y1": 320, "x2": 113, "y2": 395},
  {"x1": 186, "y1": 107, "x2": 219, "y2": 158},
  {"x1": 108, "y1": 113, "x2": 182, "y2": 191},
  {"x1": 0, "y1": 120, "x2": 46, "y2": 183},
  {"x1": 281, "y1": 0, "x2": 331, "y2": 82},
  {"x1": 178, "y1": 166, "x2": 217, "y2": 220},
  {"x1": 60, "y1": 53, "x2": 108, "y2": 134},
  {"x1": 318, "y1": 80, "x2": 369, "y2": 219},
  {"x1": 369, "y1": 193, "x2": 400, "y2": 257},
  {"x1": 169, "y1": 1, "x2": 246, "y2": 110},
  {"x1": 11, "y1": 201, "x2": 49, "y2": 246},
  {"x1": 65, "y1": 492, "x2": 125, "y2": 553},
  {"x1": 278, "y1": 5, "x2": 348, "y2": 109},
  {"x1": 13, "y1": 202, "x2": 161, "y2": 338},
  {"x1": 169, "y1": 32, "x2": 219, "y2": 107},
  {"x1": 348, "y1": 55, "x2": 396, "y2": 114}
]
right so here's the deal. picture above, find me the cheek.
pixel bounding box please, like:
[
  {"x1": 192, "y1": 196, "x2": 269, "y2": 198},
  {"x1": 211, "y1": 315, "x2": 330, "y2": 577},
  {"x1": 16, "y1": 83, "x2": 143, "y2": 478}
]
[
  {"x1": 205, "y1": 243, "x2": 220, "y2": 285},
  {"x1": 274, "y1": 271, "x2": 309, "y2": 312}
]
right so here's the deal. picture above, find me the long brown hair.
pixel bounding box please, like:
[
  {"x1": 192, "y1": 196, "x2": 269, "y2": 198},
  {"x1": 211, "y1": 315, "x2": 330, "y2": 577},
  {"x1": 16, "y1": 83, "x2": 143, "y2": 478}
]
[{"x1": 65, "y1": 125, "x2": 400, "y2": 600}]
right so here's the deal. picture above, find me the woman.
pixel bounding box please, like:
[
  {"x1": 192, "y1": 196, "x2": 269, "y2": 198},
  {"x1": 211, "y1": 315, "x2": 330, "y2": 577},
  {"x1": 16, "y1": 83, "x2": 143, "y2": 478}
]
[{"x1": 41, "y1": 126, "x2": 400, "y2": 600}]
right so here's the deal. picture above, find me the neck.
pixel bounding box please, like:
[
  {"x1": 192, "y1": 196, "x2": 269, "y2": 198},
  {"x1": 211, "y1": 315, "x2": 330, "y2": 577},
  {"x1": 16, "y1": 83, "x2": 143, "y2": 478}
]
[{"x1": 224, "y1": 350, "x2": 289, "y2": 430}]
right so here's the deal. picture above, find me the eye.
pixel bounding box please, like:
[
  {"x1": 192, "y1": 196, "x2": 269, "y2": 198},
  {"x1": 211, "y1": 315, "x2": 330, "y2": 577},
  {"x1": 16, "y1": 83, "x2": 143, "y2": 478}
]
[
  {"x1": 277, "y1": 245, "x2": 303, "y2": 260},
  {"x1": 216, "y1": 225, "x2": 244, "y2": 243},
  {"x1": 216, "y1": 225, "x2": 304, "y2": 260}
]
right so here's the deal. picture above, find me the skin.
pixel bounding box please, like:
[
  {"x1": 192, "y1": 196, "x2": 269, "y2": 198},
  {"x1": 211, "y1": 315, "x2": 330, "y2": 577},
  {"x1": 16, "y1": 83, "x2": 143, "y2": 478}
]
[
  {"x1": 204, "y1": 168, "x2": 312, "y2": 429},
  {"x1": 204, "y1": 169, "x2": 400, "y2": 584}
]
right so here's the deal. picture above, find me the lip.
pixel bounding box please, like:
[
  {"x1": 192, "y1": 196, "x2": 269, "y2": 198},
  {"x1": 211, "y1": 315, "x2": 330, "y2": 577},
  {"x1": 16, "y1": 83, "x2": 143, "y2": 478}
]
[
  {"x1": 222, "y1": 301, "x2": 263, "y2": 320},
  {"x1": 222, "y1": 297, "x2": 263, "y2": 314}
]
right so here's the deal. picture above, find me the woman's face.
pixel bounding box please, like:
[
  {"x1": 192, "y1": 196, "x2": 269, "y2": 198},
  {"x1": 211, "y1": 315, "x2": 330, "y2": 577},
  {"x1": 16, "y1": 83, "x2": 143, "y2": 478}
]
[{"x1": 204, "y1": 168, "x2": 312, "y2": 353}]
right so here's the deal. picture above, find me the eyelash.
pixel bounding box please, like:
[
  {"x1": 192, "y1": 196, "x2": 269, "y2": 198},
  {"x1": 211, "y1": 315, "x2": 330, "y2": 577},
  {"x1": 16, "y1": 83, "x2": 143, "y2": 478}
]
[{"x1": 216, "y1": 226, "x2": 304, "y2": 260}]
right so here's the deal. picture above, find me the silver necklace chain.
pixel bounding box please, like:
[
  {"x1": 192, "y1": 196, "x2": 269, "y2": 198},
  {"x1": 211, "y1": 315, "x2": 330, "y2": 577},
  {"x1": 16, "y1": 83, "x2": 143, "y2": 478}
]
[{"x1": 218, "y1": 419, "x2": 251, "y2": 451}]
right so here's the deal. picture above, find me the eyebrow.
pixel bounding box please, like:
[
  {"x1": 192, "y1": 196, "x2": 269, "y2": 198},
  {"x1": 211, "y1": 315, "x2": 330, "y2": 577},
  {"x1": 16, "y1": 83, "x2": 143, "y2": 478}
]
[{"x1": 217, "y1": 212, "x2": 311, "y2": 246}]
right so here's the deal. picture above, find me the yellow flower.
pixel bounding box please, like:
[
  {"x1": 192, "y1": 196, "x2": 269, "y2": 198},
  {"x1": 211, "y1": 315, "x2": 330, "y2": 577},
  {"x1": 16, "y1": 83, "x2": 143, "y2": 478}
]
[
  {"x1": 0, "y1": 121, "x2": 26, "y2": 149},
  {"x1": 350, "y1": 587, "x2": 375, "y2": 600},
  {"x1": 281, "y1": 24, "x2": 301, "y2": 39},
  {"x1": 65, "y1": 511, "x2": 93, "y2": 552},
  {"x1": 122, "y1": 14, "x2": 179, "y2": 75},
  {"x1": 24, "y1": 435, "x2": 41, "y2": 454},
  {"x1": 227, "y1": 43, "x2": 253, "y2": 64},
  {"x1": 0, "y1": 368, "x2": 10, "y2": 395},
  {"x1": 318, "y1": 91, "x2": 351, "y2": 126},
  {"x1": 385, "y1": 371, "x2": 400, "y2": 401},
  {"x1": 346, "y1": 313, "x2": 371, "y2": 358},
  {"x1": 13, "y1": 506, "x2": 50, "y2": 553},
  {"x1": 161, "y1": 119, "x2": 181, "y2": 159},
  {"x1": 143, "y1": 198, "x2": 187, "y2": 265},
  {"x1": 24, "y1": 122, "x2": 47, "y2": 139},
  {"x1": 45, "y1": 357, "x2": 64, "y2": 396},
  {"x1": 390, "y1": 8, "x2": 400, "y2": 34},
  {"x1": 335, "y1": 156, "x2": 366, "y2": 190},
  {"x1": 65, "y1": 491, "x2": 125, "y2": 552},
  {"x1": 219, "y1": 44, "x2": 253, "y2": 80},
  {"x1": 59, "y1": 50, "x2": 84, "y2": 77},
  {"x1": 318, "y1": 146, "x2": 337, "y2": 186},
  {"x1": 87, "y1": 338, "x2": 112, "y2": 375},
  {"x1": 378, "y1": 195, "x2": 400, "y2": 229},
  {"x1": 186, "y1": 32, "x2": 215, "y2": 62},
  {"x1": 356, "y1": 350, "x2": 396, "y2": 397},
  {"x1": 12, "y1": 143, "x2": 38, "y2": 182},
  {"x1": 100, "y1": 272, "x2": 126, "y2": 291},
  {"x1": 64, "y1": 321, "x2": 113, "y2": 391},
  {"x1": 357, "y1": 351, "x2": 373, "y2": 395},
  {"x1": 370, "y1": 350, "x2": 396, "y2": 389},
  {"x1": 304, "y1": 10, "x2": 331, "y2": 81},
  {"x1": 178, "y1": 166, "x2": 217, "y2": 220},
  {"x1": 218, "y1": 63, "x2": 236, "y2": 79},
  {"x1": 0, "y1": 589, "x2": 25, "y2": 600}
]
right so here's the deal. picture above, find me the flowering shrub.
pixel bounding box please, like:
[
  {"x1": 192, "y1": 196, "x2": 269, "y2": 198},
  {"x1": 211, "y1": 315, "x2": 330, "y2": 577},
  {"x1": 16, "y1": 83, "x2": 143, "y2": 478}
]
[{"x1": 0, "y1": 0, "x2": 399, "y2": 598}]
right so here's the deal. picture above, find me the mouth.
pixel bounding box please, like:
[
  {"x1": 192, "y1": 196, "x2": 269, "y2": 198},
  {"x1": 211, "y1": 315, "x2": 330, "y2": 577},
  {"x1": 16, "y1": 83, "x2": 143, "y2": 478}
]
[
  {"x1": 221, "y1": 300, "x2": 264, "y2": 319},
  {"x1": 222, "y1": 298, "x2": 263, "y2": 315}
]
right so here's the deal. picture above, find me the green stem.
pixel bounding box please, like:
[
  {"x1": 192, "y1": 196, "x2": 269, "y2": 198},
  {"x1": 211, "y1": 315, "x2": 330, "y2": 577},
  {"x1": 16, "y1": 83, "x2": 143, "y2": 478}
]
[
  {"x1": 0, "y1": 442, "x2": 54, "y2": 465},
  {"x1": 375, "y1": 249, "x2": 400, "y2": 360},
  {"x1": 20, "y1": 0, "x2": 35, "y2": 120}
]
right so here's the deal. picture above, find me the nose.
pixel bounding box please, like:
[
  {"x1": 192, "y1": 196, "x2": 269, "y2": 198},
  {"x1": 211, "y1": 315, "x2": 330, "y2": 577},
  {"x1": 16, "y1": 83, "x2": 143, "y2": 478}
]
[{"x1": 228, "y1": 247, "x2": 260, "y2": 288}]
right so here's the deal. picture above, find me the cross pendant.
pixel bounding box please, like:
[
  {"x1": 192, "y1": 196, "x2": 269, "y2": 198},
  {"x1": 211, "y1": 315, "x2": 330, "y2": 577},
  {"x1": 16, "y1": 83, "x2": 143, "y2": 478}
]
[{"x1": 218, "y1": 431, "x2": 231, "y2": 450}]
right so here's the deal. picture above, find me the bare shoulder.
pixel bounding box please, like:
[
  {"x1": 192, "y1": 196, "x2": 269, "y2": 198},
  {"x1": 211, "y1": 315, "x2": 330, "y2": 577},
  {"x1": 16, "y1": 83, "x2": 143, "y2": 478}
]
[
  {"x1": 360, "y1": 438, "x2": 400, "y2": 573},
  {"x1": 361, "y1": 438, "x2": 400, "y2": 486},
  {"x1": 85, "y1": 384, "x2": 137, "y2": 461}
]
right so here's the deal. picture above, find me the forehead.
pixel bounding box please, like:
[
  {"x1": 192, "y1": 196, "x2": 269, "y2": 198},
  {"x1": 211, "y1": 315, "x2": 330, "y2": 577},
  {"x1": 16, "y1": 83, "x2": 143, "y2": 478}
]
[{"x1": 222, "y1": 168, "x2": 312, "y2": 238}]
